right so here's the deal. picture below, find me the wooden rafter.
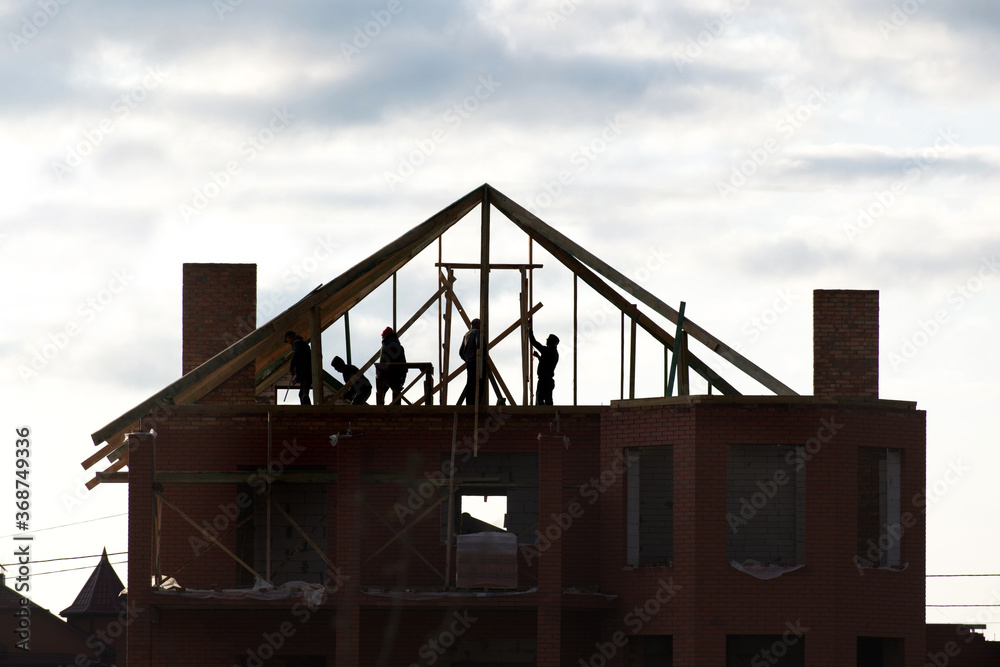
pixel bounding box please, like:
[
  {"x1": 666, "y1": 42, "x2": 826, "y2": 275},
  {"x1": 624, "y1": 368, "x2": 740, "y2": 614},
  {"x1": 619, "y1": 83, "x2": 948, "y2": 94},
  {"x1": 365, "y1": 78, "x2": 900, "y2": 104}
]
[
  {"x1": 89, "y1": 186, "x2": 485, "y2": 450},
  {"x1": 487, "y1": 185, "x2": 798, "y2": 396}
]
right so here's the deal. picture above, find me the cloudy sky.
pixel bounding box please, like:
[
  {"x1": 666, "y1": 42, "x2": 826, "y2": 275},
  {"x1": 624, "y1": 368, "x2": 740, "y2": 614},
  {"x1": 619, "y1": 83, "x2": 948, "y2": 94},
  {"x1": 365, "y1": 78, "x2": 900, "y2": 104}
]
[{"x1": 2, "y1": 0, "x2": 999, "y2": 637}]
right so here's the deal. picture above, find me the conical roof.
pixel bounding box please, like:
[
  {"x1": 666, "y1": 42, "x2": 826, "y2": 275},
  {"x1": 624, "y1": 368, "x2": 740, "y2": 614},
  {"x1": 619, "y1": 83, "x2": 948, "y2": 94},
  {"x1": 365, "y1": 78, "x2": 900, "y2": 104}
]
[{"x1": 60, "y1": 548, "x2": 125, "y2": 617}]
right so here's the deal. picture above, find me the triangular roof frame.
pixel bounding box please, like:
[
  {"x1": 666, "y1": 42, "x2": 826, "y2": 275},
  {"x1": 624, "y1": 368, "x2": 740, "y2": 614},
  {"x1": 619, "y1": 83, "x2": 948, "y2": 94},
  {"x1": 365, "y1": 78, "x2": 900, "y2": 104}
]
[{"x1": 84, "y1": 184, "x2": 796, "y2": 481}]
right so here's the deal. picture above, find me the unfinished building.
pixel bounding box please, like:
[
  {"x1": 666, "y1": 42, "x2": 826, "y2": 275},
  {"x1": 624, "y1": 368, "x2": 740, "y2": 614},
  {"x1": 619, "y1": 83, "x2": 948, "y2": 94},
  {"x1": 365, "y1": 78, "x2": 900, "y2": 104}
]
[{"x1": 85, "y1": 184, "x2": 926, "y2": 666}]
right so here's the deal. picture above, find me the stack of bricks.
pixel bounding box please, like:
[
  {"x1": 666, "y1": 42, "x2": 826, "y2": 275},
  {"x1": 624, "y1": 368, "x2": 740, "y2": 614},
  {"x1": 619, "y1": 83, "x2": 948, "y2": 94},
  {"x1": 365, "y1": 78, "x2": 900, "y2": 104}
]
[
  {"x1": 182, "y1": 263, "x2": 257, "y2": 404},
  {"x1": 813, "y1": 289, "x2": 879, "y2": 399}
]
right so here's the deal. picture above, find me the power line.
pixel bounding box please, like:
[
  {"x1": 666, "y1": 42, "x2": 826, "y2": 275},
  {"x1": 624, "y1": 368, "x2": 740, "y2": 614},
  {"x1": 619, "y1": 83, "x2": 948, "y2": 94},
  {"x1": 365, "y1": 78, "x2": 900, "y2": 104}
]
[
  {"x1": 0, "y1": 512, "x2": 127, "y2": 540},
  {"x1": 928, "y1": 604, "x2": 1000, "y2": 608},
  {"x1": 1, "y1": 551, "x2": 127, "y2": 568},
  {"x1": 928, "y1": 574, "x2": 1000, "y2": 577},
  {"x1": 28, "y1": 560, "x2": 128, "y2": 578}
]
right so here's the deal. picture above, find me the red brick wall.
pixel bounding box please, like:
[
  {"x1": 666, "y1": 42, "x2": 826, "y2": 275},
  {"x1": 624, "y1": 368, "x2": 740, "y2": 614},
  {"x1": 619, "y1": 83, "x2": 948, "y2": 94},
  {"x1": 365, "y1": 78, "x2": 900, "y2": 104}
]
[
  {"x1": 599, "y1": 398, "x2": 925, "y2": 667},
  {"x1": 182, "y1": 263, "x2": 256, "y2": 404},
  {"x1": 814, "y1": 289, "x2": 879, "y2": 398},
  {"x1": 128, "y1": 397, "x2": 924, "y2": 666}
]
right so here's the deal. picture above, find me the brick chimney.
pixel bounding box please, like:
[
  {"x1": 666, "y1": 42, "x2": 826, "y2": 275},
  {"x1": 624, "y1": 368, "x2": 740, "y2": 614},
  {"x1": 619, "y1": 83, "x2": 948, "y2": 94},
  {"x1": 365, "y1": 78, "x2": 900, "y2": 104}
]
[
  {"x1": 813, "y1": 289, "x2": 879, "y2": 399},
  {"x1": 182, "y1": 263, "x2": 257, "y2": 404}
]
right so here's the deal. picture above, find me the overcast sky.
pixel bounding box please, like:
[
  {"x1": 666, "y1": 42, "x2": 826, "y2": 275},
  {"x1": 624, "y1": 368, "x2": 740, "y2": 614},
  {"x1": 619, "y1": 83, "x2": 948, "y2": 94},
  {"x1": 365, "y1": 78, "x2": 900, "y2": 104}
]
[{"x1": 2, "y1": 0, "x2": 999, "y2": 638}]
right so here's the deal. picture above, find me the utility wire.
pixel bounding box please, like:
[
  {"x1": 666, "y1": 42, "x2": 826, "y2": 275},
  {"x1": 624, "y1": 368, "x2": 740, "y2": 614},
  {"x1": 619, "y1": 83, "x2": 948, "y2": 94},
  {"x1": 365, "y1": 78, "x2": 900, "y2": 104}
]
[
  {"x1": 27, "y1": 560, "x2": 128, "y2": 578},
  {"x1": 0, "y1": 512, "x2": 127, "y2": 540},
  {"x1": 1, "y1": 551, "x2": 127, "y2": 568}
]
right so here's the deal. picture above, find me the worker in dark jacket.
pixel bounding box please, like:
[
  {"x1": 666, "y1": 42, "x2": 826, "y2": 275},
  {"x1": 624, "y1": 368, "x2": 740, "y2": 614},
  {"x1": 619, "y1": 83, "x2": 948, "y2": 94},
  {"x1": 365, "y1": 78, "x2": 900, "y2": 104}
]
[
  {"x1": 376, "y1": 327, "x2": 407, "y2": 405},
  {"x1": 457, "y1": 318, "x2": 486, "y2": 406},
  {"x1": 284, "y1": 330, "x2": 313, "y2": 405},
  {"x1": 331, "y1": 356, "x2": 372, "y2": 405},
  {"x1": 529, "y1": 327, "x2": 559, "y2": 406}
]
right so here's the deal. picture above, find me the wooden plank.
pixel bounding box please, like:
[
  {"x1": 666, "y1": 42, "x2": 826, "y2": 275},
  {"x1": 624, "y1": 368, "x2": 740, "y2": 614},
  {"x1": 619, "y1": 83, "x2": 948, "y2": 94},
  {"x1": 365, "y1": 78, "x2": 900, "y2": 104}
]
[
  {"x1": 157, "y1": 492, "x2": 265, "y2": 582},
  {"x1": 520, "y1": 269, "x2": 529, "y2": 406},
  {"x1": 487, "y1": 357, "x2": 517, "y2": 406},
  {"x1": 667, "y1": 302, "x2": 686, "y2": 397},
  {"x1": 679, "y1": 331, "x2": 690, "y2": 396},
  {"x1": 478, "y1": 192, "x2": 491, "y2": 412},
  {"x1": 487, "y1": 205, "x2": 740, "y2": 396},
  {"x1": 435, "y1": 263, "x2": 544, "y2": 270},
  {"x1": 362, "y1": 498, "x2": 446, "y2": 581},
  {"x1": 82, "y1": 426, "x2": 133, "y2": 470},
  {"x1": 273, "y1": 503, "x2": 339, "y2": 574},
  {"x1": 413, "y1": 301, "x2": 544, "y2": 405},
  {"x1": 573, "y1": 274, "x2": 578, "y2": 406},
  {"x1": 363, "y1": 494, "x2": 445, "y2": 566},
  {"x1": 325, "y1": 280, "x2": 451, "y2": 404},
  {"x1": 620, "y1": 311, "x2": 625, "y2": 400},
  {"x1": 310, "y1": 306, "x2": 323, "y2": 405},
  {"x1": 629, "y1": 311, "x2": 637, "y2": 400},
  {"x1": 85, "y1": 456, "x2": 128, "y2": 490},
  {"x1": 91, "y1": 185, "x2": 485, "y2": 446},
  {"x1": 441, "y1": 269, "x2": 454, "y2": 405},
  {"x1": 344, "y1": 310, "x2": 352, "y2": 365},
  {"x1": 488, "y1": 185, "x2": 797, "y2": 396}
]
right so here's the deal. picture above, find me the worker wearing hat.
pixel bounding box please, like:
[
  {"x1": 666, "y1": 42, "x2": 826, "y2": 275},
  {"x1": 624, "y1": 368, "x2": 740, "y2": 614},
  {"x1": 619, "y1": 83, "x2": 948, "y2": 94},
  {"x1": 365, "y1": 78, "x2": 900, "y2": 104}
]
[{"x1": 375, "y1": 326, "x2": 407, "y2": 405}]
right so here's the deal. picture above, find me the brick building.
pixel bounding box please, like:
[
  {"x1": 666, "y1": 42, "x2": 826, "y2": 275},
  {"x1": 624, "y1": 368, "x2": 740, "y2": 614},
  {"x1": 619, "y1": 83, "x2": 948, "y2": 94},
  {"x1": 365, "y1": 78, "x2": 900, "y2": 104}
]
[{"x1": 86, "y1": 185, "x2": 937, "y2": 665}]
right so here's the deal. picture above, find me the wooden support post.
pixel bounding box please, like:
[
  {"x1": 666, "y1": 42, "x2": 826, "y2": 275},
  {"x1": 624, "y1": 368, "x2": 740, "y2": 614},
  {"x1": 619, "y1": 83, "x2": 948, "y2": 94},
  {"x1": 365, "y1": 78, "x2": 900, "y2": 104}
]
[
  {"x1": 573, "y1": 274, "x2": 578, "y2": 406},
  {"x1": 392, "y1": 272, "x2": 397, "y2": 331},
  {"x1": 476, "y1": 191, "x2": 490, "y2": 454},
  {"x1": 629, "y1": 309, "x2": 637, "y2": 400},
  {"x1": 678, "y1": 331, "x2": 690, "y2": 396},
  {"x1": 620, "y1": 311, "x2": 625, "y2": 400},
  {"x1": 442, "y1": 268, "x2": 455, "y2": 405},
  {"x1": 438, "y1": 238, "x2": 443, "y2": 402},
  {"x1": 362, "y1": 499, "x2": 446, "y2": 582},
  {"x1": 344, "y1": 310, "x2": 352, "y2": 365},
  {"x1": 157, "y1": 493, "x2": 266, "y2": 582},
  {"x1": 520, "y1": 267, "x2": 529, "y2": 407},
  {"x1": 273, "y1": 503, "x2": 340, "y2": 574},
  {"x1": 414, "y1": 302, "x2": 543, "y2": 405},
  {"x1": 529, "y1": 238, "x2": 534, "y2": 405},
  {"x1": 664, "y1": 343, "x2": 669, "y2": 397},
  {"x1": 667, "y1": 301, "x2": 687, "y2": 397},
  {"x1": 310, "y1": 306, "x2": 323, "y2": 404}
]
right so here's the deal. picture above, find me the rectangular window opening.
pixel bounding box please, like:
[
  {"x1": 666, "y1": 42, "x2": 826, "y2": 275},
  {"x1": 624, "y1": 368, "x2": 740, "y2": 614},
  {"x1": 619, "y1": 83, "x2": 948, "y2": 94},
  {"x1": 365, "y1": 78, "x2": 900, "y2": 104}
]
[
  {"x1": 857, "y1": 448, "x2": 902, "y2": 569},
  {"x1": 626, "y1": 446, "x2": 673, "y2": 567},
  {"x1": 726, "y1": 445, "x2": 805, "y2": 565}
]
